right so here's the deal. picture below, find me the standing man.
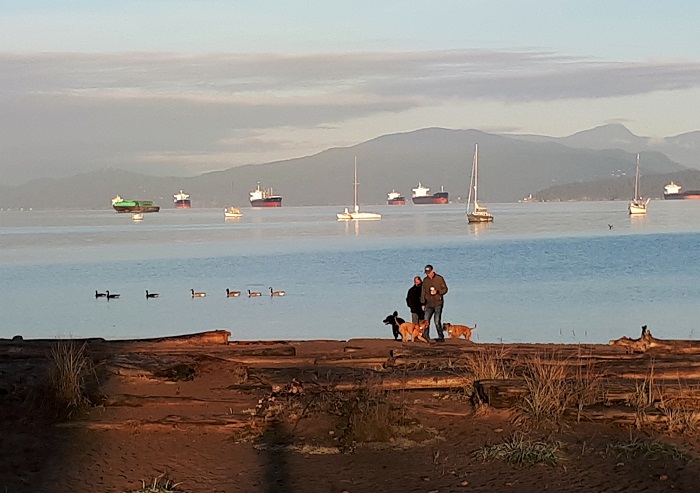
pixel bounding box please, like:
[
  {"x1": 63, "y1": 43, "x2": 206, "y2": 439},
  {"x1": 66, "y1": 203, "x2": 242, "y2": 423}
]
[
  {"x1": 421, "y1": 264, "x2": 448, "y2": 342},
  {"x1": 406, "y1": 276, "x2": 425, "y2": 325}
]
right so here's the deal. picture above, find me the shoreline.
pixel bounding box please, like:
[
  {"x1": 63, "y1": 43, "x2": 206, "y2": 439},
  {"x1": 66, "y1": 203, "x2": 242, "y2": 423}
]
[{"x1": 3, "y1": 329, "x2": 700, "y2": 492}]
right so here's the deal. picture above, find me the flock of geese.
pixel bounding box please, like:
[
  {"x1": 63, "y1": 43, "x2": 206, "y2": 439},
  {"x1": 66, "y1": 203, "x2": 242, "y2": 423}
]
[{"x1": 95, "y1": 287, "x2": 285, "y2": 300}]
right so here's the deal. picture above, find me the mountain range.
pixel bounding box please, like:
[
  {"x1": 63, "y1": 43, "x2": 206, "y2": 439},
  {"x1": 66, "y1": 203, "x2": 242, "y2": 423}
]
[{"x1": 2, "y1": 124, "x2": 700, "y2": 210}]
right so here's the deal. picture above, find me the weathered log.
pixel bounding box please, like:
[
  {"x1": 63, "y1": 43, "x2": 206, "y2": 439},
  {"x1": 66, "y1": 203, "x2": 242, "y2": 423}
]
[
  {"x1": 476, "y1": 377, "x2": 700, "y2": 409},
  {"x1": 267, "y1": 372, "x2": 473, "y2": 393},
  {"x1": 120, "y1": 330, "x2": 231, "y2": 345},
  {"x1": 223, "y1": 346, "x2": 296, "y2": 357},
  {"x1": 56, "y1": 415, "x2": 252, "y2": 431},
  {"x1": 217, "y1": 356, "x2": 315, "y2": 367},
  {"x1": 104, "y1": 394, "x2": 242, "y2": 407},
  {"x1": 475, "y1": 379, "x2": 529, "y2": 408},
  {"x1": 610, "y1": 326, "x2": 700, "y2": 354}
]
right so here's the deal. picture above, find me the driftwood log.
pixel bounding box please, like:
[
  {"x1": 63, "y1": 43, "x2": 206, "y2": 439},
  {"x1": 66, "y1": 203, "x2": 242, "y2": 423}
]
[
  {"x1": 610, "y1": 326, "x2": 700, "y2": 354},
  {"x1": 7, "y1": 330, "x2": 700, "y2": 432},
  {"x1": 475, "y1": 378, "x2": 700, "y2": 409}
]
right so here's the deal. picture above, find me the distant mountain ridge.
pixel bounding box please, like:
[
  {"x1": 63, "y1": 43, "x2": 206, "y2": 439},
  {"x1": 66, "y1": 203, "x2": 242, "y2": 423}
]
[
  {"x1": 0, "y1": 125, "x2": 697, "y2": 210},
  {"x1": 510, "y1": 123, "x2": 700, "y2": 170}
]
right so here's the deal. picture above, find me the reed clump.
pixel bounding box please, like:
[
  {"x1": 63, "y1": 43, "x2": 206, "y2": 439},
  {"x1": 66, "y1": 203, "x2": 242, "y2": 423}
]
[
  {"x1": 657, "y1": 389, "x2": 700, "y2": 435},
  {"x1": 29, "y1": 340, "x2": 99, "y2": 421},
  {"x1": 464, "y1": 346, "x2": 516, "y2": 381},
  {"x1": 513, "y1": 352, "x2": 572, "y2": 427}
]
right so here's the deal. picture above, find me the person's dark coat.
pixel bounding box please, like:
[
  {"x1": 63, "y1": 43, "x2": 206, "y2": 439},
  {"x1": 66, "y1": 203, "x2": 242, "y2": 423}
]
[
  {"x1": 406, "y1": 284, "x2": 424, "y2": 318},
  {"x1": 421, "y1": 273, "x2": 448, "y2": 307}
]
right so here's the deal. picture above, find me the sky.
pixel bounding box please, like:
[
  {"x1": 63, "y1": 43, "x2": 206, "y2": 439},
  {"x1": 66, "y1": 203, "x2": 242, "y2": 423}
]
[{"x1": 2, "y1": 1, "x2": 700, "y2": 185}]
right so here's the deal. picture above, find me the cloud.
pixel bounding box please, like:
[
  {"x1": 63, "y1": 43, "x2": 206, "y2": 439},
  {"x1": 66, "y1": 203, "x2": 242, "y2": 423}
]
[{"x1": 1, "y1": 50, "x2": 700, "y2": 184}]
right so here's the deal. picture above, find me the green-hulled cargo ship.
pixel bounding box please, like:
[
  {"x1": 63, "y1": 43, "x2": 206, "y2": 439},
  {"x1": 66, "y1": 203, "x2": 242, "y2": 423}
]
[{"x1": 111, "y1": 195, "x2": 161, "y2": 213}]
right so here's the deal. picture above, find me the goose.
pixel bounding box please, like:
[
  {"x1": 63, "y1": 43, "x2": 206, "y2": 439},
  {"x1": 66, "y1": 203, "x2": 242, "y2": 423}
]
[
  {"x1": 191, "y1": 289, "x2": 206, "y2": 298},
  {"x1": 146, "y1": 290, "x2": 159, "y2": 299},
  {"x1": 226, "y1": 289, "x2": 241, "y2": 297},
  {"x1": 95, "y1": 290, "x2": 107, "y2": 298},
  {"x1": 269, "y1": 287, "x2": 285, "y2": 297},
  {"x1": 106, "y1": 290, "x2": 120, "y2": 299},
  {"x1": 248, "y1": 289, "x2": 262, "y2": 297}
]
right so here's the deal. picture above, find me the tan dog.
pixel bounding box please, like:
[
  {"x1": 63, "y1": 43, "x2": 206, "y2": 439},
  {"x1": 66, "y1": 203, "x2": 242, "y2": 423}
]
[
  {"x1": 443, "y1": 322, "x2": 476, "y2": 341},
  {"x1": 398, "y1": 319, "x2": 430, "y2": 343}
]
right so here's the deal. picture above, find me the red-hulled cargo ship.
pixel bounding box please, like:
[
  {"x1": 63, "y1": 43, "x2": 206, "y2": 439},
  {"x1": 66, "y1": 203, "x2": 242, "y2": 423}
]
[
  {"x1": 387, "y1": 190, "x2": 406, "y2": 205},
  {"x1": 249, "y1": 183, "x2": 282, "y2": 207},
  {"x1": 663, "y1": 182, "x2": 700, "y2": 200},
  {"x1": 173, "y1": 190, "x2": 191, "y2": 208},
  {"x1": 411, "y1": 183, "x2": 449, "y2": 204}
]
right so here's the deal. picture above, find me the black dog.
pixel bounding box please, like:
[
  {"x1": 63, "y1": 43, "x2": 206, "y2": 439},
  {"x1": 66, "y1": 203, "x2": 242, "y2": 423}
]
[{"x1": 382, "y1": 311, "x2": 406, "y2": 341}]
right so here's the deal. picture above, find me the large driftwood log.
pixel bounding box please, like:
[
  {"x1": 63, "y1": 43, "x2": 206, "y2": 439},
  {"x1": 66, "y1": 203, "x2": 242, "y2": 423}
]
[
  {"x1": 476, "y1": 377, "x2": 700, "y2": 409},
  {"x1": 265, "y1": 372, "x2": 473, "y2": 393},
  {"x1": 56, "y1": 415, "x2": 252, "y2": 431},
  {"x1": 118, "y1": 330, "x2": 231, "y2": 345},
  {"x1": 610, "y1": 326, "x2": 700, "y2": 354}
]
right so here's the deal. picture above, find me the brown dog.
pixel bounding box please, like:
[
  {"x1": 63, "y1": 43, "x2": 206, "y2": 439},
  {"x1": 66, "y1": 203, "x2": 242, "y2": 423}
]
[
  {"x1": 398, "y1": 319, "x2": 430, "y2": 343},
  {"x1": 443, "y1": 322, "x2": 476, "y2": 341}
]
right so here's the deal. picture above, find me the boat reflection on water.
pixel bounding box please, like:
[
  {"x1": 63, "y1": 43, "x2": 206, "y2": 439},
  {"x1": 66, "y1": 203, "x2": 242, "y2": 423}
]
[
  {"x1": 467, "y1": 221, "x2": 491, "y2": 236},
  {"x1": 629, "y1": 213, "x2": 648, "y2": 228},
  {"x1": 342, "y1": 218, "x2": 362, "y2": 236}
]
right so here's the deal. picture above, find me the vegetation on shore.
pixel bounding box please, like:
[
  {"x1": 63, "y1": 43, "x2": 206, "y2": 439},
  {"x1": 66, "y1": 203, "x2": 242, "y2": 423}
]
[{"x1": 8, "y1": 333, "x2": 698, "y2": 491}]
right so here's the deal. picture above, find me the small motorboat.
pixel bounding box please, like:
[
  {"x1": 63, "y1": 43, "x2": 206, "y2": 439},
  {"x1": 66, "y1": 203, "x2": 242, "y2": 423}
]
[{"x1": 131, "y1": 212, "x2": 144, "y2": 221}]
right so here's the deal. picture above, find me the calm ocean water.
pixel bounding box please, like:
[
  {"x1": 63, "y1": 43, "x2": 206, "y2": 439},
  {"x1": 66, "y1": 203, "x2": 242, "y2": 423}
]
[{"x1": 1, "y1": 201, "x2": 699, "y2": 344}]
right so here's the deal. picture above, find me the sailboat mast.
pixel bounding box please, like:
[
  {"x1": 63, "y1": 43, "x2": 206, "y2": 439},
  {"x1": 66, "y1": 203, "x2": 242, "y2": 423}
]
[
  {"x1": 353, "y1": 156, "x2": 359, "y2": 213},
  {"x1": 634, "y1": 153, "x2": 640, "y2": 200},
  {"x1": 473, "y1": 144, "x2": 479, "y2": 207}
]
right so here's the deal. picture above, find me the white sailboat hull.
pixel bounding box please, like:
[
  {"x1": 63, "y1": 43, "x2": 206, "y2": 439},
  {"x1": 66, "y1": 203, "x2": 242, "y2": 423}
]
[
  {"x1": 467, "y1": 210, "x2": 494, "y2": 223},
  {"x1": 337, "y1": 211, "x2": 382, "y2": 220},
  {"x1": 628, "y1": 198, "x2": 649, "y2": 215}
]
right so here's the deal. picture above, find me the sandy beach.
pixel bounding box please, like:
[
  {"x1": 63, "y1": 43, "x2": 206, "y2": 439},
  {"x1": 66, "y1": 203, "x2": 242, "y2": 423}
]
[{"x1": 2, "y1": 330, "x2": 700, "y2": 493}]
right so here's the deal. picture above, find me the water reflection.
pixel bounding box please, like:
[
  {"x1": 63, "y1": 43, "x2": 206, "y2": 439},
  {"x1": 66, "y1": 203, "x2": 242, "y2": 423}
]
[
  {"x1": 467, "y1": 221, "x2": 491, "y2": 236},
  {"x1": 629, "y1": 214, "x2": 647, "y2": 229},
  {"x1": 342, "y1": 219, "x2": 361, "y2": 236}
]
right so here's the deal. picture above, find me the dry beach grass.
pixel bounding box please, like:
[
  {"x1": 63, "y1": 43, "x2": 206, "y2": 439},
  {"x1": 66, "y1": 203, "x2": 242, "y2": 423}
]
[{"x1": 2, "y1": 329, "x2": 700, "y2": 492}]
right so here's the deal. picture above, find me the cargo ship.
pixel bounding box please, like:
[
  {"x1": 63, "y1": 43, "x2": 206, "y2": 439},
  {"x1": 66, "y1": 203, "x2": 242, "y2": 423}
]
[
  {"x1": 249, "y1": 183, "x2": 282, "y2": 207},
  {"x1": 173, "y1": 190, "x2": 191, "y2": 208},
  {"x1": 387, "y1": 190, "x2": 406, "y2": 205},
  {"x1": 111, "y1": 195, "x2": 160, "y2": 213},
  {"x1": 411, "y1": 183, "x2": 449, "y2": 204},
  {"x1": 663, "y1": 182, "x2": 700, "y2": 200}
]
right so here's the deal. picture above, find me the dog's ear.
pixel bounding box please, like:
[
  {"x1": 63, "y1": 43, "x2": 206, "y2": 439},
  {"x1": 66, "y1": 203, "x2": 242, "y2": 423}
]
[{"x1": 393, "y1": 311, "x2": 398, "y2": 316}]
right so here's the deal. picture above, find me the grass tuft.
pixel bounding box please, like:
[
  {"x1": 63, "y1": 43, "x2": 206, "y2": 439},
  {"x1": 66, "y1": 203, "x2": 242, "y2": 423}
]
[
  {"x1": 474, "y1": 432, "x2": 563, "y2": 466},
  {"x1": 606, "y1": 436, "x2": 692, "y2": 463},
  {"x1": 129, "y1": 472, "x2": 183, "y2": 492}
]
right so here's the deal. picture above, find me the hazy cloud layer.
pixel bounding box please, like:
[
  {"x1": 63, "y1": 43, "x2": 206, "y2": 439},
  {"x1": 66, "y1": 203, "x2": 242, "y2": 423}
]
[{"x1": 2, "y1": 50, "x2": 700, "y2": 184}]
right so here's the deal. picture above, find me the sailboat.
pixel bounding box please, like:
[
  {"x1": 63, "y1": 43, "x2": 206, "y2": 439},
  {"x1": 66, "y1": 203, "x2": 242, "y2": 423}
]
[
  {"x1": 628, "y1": 153, "x2": 650, "y2": 215},
  {"x1": 337, "y1": 157, "x2": 382, "y2": 220},
  {"x1": 466, "y1": 144, "x2": 493, "y2": 223}
]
